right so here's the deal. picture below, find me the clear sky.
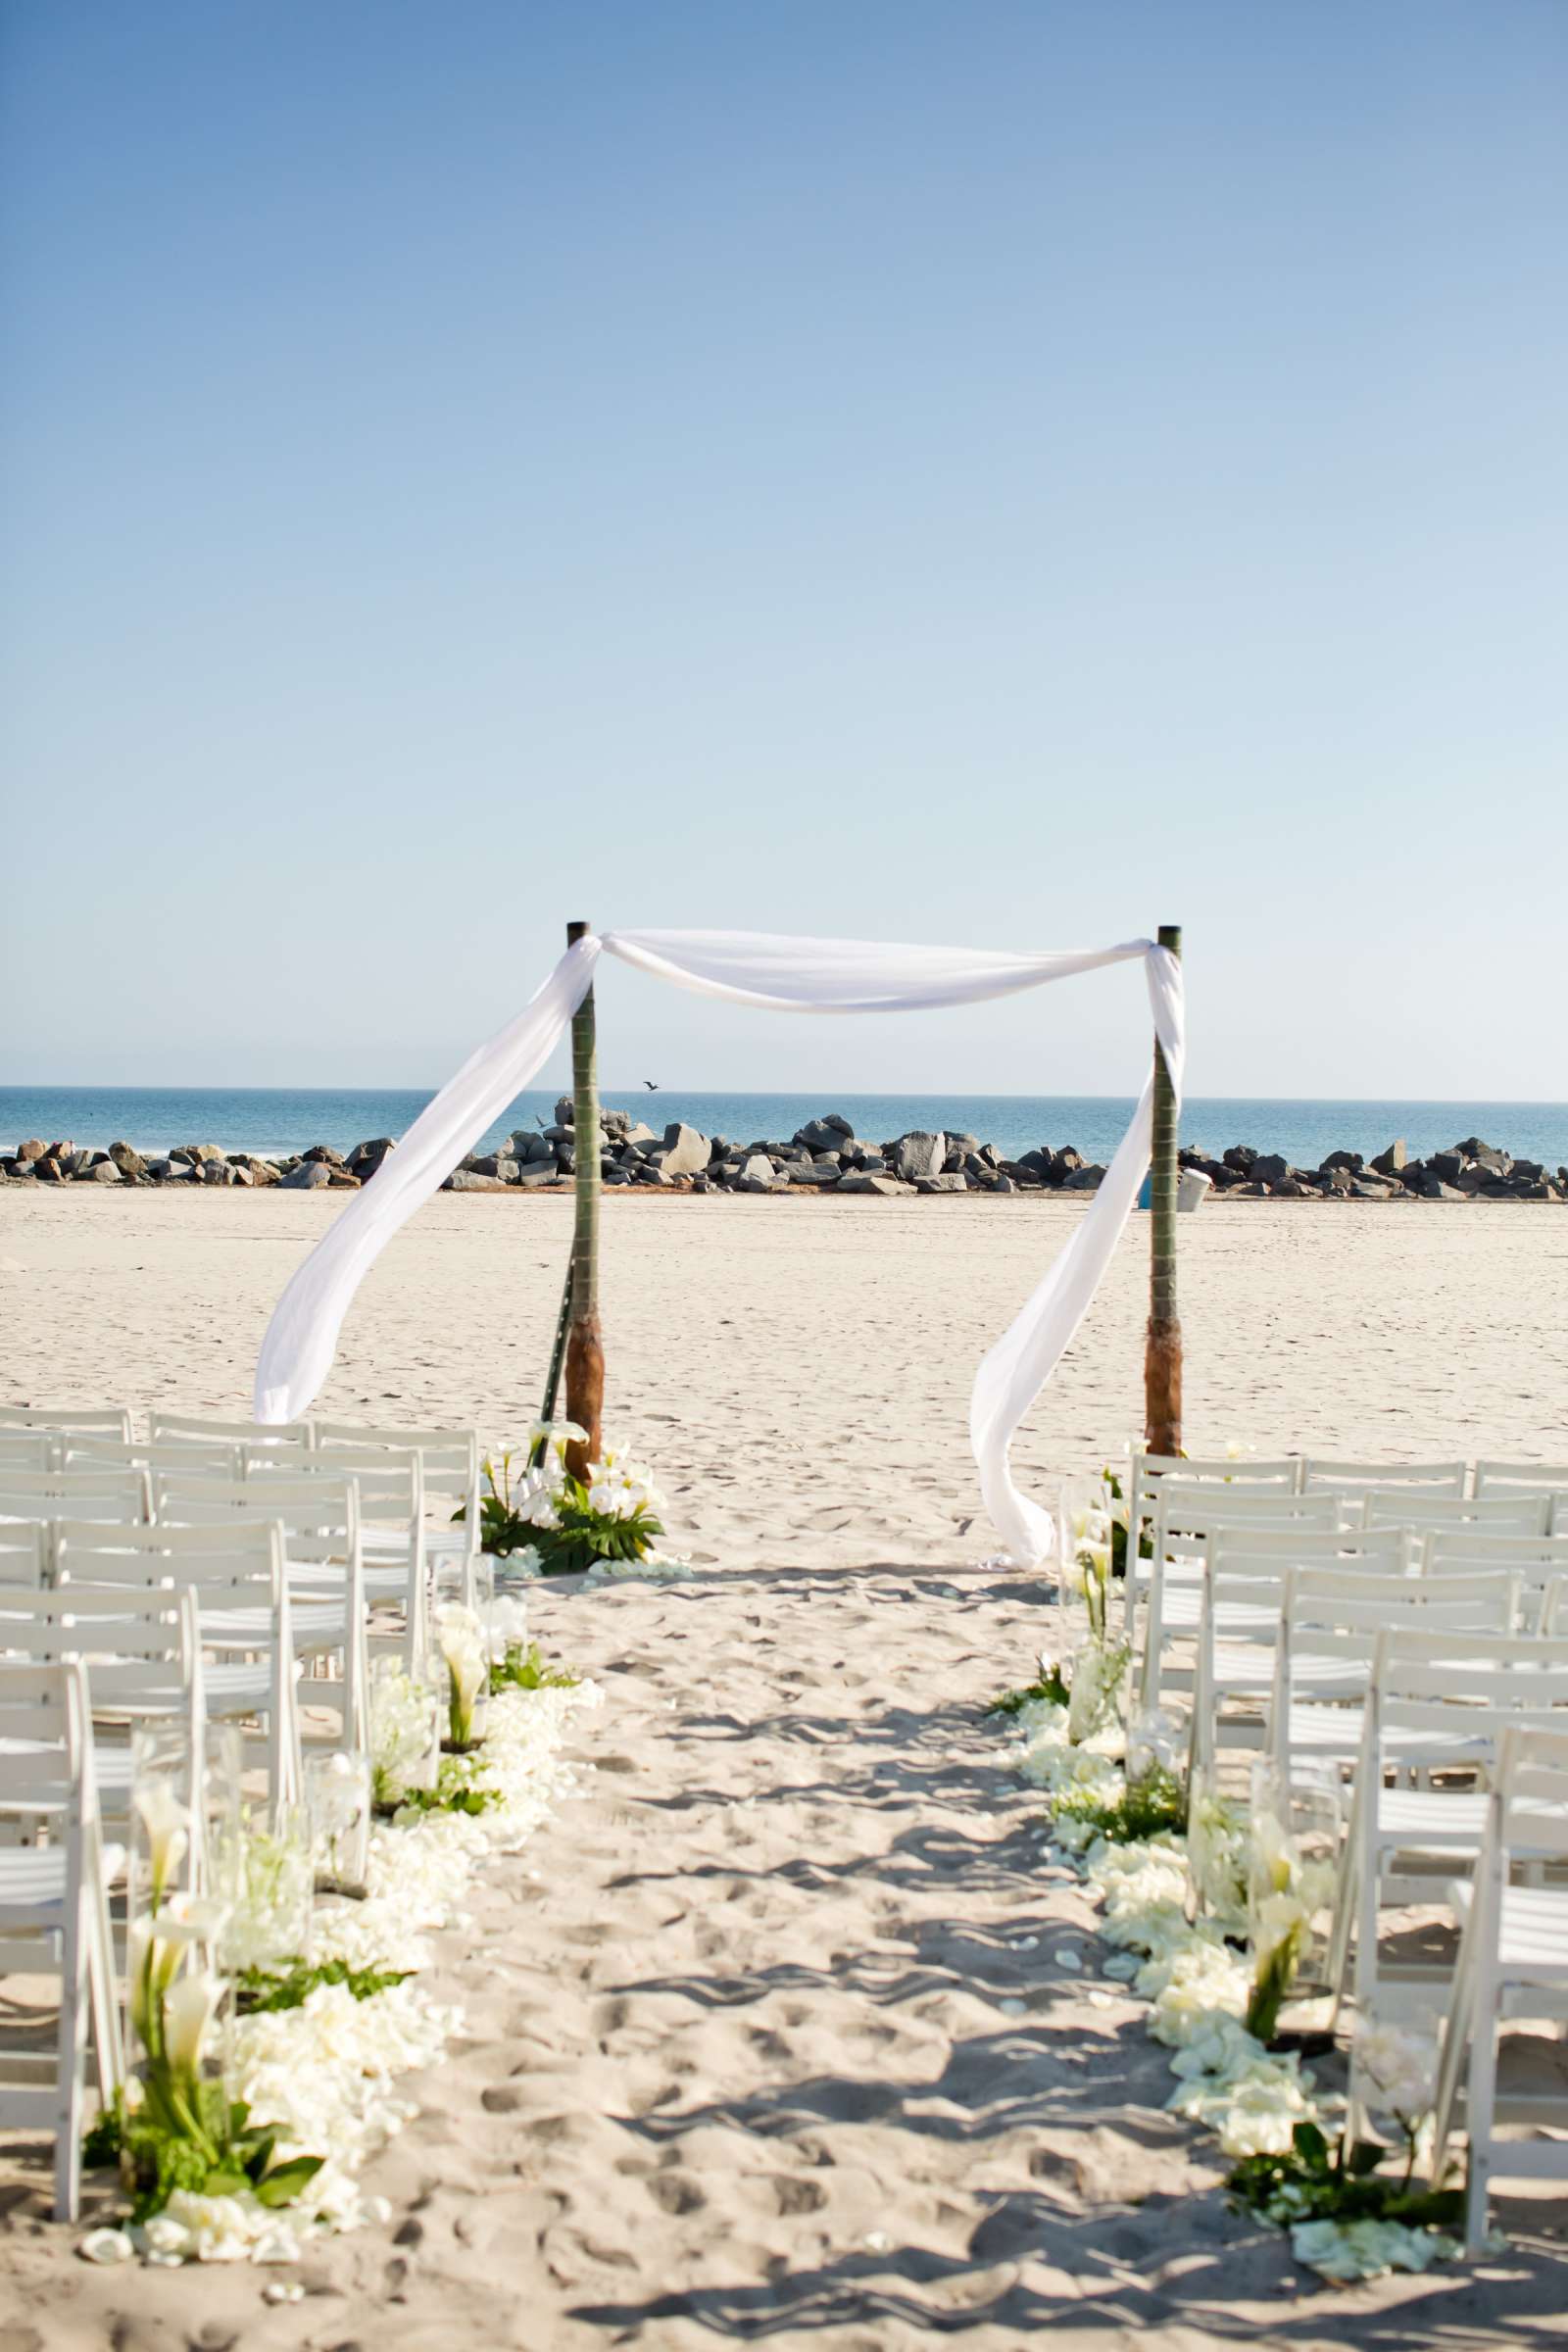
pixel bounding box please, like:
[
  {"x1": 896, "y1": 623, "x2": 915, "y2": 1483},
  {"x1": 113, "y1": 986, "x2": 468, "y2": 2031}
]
[{"x1": 3, "y1": 1, "x2": 1564, "y2": 1102}]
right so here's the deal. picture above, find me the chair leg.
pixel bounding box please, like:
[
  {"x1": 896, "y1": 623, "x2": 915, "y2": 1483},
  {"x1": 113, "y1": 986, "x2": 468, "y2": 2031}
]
[
  {"x1": 1463, "y1": 2001, "x2": 1499, "y2": 2259},
  {"x1": 86, "y1": 1848, "x2": 124, "y2": 2099},
  {"x1": 1432, "y1": 1914, "x2": 1477, "y2": 2180},
  {"x1": 55, "y1": 1890, "x2": 89, "y2": 2222}
]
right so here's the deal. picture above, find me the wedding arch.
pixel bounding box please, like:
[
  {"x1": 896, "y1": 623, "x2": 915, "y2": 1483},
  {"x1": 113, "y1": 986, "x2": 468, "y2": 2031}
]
[{"x1": 253, "y1": 927, "x2": 1186, "y2": 1566}]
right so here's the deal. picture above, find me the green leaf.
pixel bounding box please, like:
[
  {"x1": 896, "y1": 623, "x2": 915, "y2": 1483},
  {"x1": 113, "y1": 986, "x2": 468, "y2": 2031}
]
[
  {"x1": 1293, "y1": 2122, "x2": 1330, "y2": 2169},
  {"x1": 1348, "y1": 2139, "x2": 1388, "y2": 2176},
  {"x1": 200, "y1": 2169, "x2": 251, "y2": 2197},
  {"x1": 254, "y1": 2155, "x2": 325, "y2": 2207}
]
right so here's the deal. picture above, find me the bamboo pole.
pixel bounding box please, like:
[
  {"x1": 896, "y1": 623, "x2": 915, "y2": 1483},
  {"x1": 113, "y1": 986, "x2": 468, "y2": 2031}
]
[
  {"x1": 563, "y1": 919, "x2": 604, "y2": 1481},
  {"x1": 532, "y1": 1262, "x2": 574, "y2": 1466},
  {"x1": 1144, "y1": 922, "x2": 1183, "y2": 1457}
]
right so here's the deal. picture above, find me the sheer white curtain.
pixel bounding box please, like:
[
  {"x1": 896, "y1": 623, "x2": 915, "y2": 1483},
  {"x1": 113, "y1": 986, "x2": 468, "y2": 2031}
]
[{"x1": 253, "y1": 928, "x2": 1184, "y2": 1565}]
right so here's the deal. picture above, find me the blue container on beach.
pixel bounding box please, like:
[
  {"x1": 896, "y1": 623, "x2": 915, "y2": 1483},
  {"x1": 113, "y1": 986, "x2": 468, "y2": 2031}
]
[{"x1": 1136, "y1": 1174, "x2": 1152, "y2": 1210}]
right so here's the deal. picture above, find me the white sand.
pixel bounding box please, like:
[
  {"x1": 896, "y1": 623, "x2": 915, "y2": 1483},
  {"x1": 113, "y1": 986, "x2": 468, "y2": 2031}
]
[{"x1": 3, "y1": 1188, "x2": 1567, "y2": 2345}]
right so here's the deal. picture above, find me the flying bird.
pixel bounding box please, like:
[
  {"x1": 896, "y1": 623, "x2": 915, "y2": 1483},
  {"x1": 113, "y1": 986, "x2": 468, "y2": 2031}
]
[{"x1": 643, "y1": 1079, "x2": 660, "y2": 1091}]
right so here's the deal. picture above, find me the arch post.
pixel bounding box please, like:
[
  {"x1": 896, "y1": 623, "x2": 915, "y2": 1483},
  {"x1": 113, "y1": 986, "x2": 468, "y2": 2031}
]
[
  {"x1": 1144, "y1": 922, "x2": 1182, "y2": 1456},
  {"x1": 563, "y1": 918, "x2": 604, "y2": 1481}
]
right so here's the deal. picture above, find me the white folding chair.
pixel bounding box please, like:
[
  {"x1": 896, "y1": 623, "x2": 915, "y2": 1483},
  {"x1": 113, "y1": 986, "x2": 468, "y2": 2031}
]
[
  {"x1": 1363, "y1": 1492, "x2": 1552, "y2": 1539},
  {"x1": 147, "y1": 1410, "x2": 314, "y2": 1465},
  {"x1": 0, "y1": 1586, "x2": 205, "y2": 1855},
  {"x1": 0, "y1": 1525, "x2": 47, "y2": 1592},
  {"x1": 1329, "y1": 1633, "x2": 1567, "y2": 2040},
  {"x1": 1137, "y1": 1487, "x2": 1343, "y2": 1711},
  {"x1": 1423, "y1": 1531, "x2": 1568, "y2": 1633},
  {"x1": 0, "y1": 1433, "x2": 56, "y2": 1477},
  {"x1": 65, "y1": 1438, "x2": 243, "y2": 1485},
  {"x1": 1474, "y1": 1461, "x2": 1568, "y2": 1501},
  {"x1": 0, "y1": 1471, "x2": 152, "y2": 1573},
  {"x1": 0, "y1": 1406, "x2": 133, "y2": 1445},
  {"x1": 55, "y1": 1521, "x2": 301, "y2": 1802},
  {"x1": 1301, "y1": 1458, "x2": 1469, "y2": 1502},
  {"x1": 251, "y1": 1446, "x2": 428, "y2": 1663},
  {"x1": 0, "y1": 1660, "x2": 124, "y2": 2218},
  {"x1": 1432, "y1": 1726, "x2": 1568, "y2": 2253},
  {"x1": 154, "y1": 1474, "x2": 368, "y2": 1752},
  {"x1": 312, "y1": 1418, "x2": 480, "y2": 1579},
  {"x1": 1121, "y1": 1451, "x2": 1300, "y2": 1633},
  {"x1": 1188, "y1": 1529, "x2": 1410, "y2": 1784},
  {"x1": 1270, "y1": 1560, "x2": 1518, "y2": 1782}
]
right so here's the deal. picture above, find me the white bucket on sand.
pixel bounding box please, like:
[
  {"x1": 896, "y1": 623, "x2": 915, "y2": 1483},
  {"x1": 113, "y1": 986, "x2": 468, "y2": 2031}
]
[{"x1": 1177, "y1": 1168, "x2": 1212, "y2": 1213}]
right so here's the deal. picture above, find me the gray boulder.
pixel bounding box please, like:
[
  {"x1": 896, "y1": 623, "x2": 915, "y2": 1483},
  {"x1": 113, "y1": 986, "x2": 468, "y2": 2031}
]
[
  {"x1": 80, "y1": 1157, "x2": 123, "y2": 1183},
  {"x1": 347, "y1": 1137, "x2": 395, "y2": 1176},
  {"x1": 894, "y1": 1131, "x2": 947, "y2": 1183},
  {"x1": 514, "y1": 1163, "x2": 559, "y2": 1189},
  {"x1": 838, "y1": 1173, "x2": 915, "y2": 1197},
  {"x1": 1252, "y1": 1153, "x2": 1291, "y2": 1185},
  {"x1": 280, "y1": 1161, "x2": 332, "y2": 1191},
  {"x1": 1063, "y1": 1164, "x2": 1106, "y2": 1190},
  {"x1": 445, "y1": 1169, "x2": 509, "y2": 1192},
  {"x1": 108, "y1": 1140, "x2": 146, "y2": 1179},
  {"x1": 1370, "y1": 1139, "x2": 1407, "y2": 1175},
  {"x1": 915, "y1": 1173, "x2": 968, "y2": 1193},
  {"x1": 661, "y1": 1122, "x2": 710, "y2": 1179},
  {"x1": 794, "y1": 1113, "x2": 855, "y2": 1152}
]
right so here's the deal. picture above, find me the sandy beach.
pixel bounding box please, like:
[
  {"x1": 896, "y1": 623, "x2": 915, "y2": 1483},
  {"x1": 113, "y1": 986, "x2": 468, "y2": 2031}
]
[{"x1": 3, "y1": 1188, "x2": 1567, "y2": 2347}]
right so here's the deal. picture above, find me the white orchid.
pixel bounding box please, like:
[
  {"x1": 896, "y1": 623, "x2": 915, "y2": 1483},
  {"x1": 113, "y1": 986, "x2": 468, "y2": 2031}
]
[
  {"x1": 1353, "y1": 2019, "x2": 1439, "y2": 2129},
  {"x1": 525, "y1": 1418, "x2": 586, "y2": 1460},
  {"x1": 516, "y1": 1482, "x2": 562, "y2": 1531},
  {"x1": 369, "y1": 1659, "x2": 440, "y2": 1803},
  {"x1": 483, "y1": 1593, "x2": 530, "y2": 1664}
]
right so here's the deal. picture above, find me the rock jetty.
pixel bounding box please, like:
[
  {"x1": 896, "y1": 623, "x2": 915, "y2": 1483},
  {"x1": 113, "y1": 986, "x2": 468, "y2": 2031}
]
[{"x1": 3, "y1": 1113, "x2": 1564, "y2": 1202}]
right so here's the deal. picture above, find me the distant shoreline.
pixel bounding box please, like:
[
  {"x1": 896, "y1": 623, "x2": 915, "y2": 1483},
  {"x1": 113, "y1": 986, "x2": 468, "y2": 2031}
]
[{"x1": 6, "y1": 1110, "x2": 1565, "y2": 1203}]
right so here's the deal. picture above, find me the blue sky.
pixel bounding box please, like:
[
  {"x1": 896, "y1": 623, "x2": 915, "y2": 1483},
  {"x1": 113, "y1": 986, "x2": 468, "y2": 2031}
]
[{"x1": 3, "y1": 2, "x2": 1564, "y2": 1099}]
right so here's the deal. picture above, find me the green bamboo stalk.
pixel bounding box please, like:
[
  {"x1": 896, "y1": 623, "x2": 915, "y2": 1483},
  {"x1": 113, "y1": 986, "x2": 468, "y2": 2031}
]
[
  {"x1": 563, "y1": 919, "x2": 604, "y2": 1478},
  {"x1": 1145, "y1": 921, "x2": 1183, "y2": 1455}
]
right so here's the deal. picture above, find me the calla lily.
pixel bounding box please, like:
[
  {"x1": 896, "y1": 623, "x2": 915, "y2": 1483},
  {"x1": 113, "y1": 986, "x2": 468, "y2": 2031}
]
[
  {"x1": 134, "y1": 1782, "x2": 190, "y2": 1903},
  {"x1": 164, "y1": 1968, "x2": 224, "y2": 2079}
]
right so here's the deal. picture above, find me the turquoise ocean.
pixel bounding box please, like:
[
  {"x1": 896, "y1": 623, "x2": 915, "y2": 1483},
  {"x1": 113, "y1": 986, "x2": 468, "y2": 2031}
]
[{"x1": 4, "y1": 1087, "x2": 1566, "y2": 1171}]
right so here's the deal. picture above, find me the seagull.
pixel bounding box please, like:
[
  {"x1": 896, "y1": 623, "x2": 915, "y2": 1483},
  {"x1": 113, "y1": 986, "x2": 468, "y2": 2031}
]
[{"x1": 643, "y1": 1079, "x2": 660, "y2": 1091}]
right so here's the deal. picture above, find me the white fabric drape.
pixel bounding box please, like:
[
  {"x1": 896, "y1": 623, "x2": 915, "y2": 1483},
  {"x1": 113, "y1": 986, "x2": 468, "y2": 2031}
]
[{"x1": 253, "y1": 927, "x2": 1184, "y2": 1566}]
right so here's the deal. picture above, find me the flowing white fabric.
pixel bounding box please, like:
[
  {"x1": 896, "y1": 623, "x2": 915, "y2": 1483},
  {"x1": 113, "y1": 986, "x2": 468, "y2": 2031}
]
[
  {"x1": 254, "y1": 936, "x2": 603, "y2": 1425},
  {"x1": 253, "y1": 926, "x2": 1184, "y2": 1567}
]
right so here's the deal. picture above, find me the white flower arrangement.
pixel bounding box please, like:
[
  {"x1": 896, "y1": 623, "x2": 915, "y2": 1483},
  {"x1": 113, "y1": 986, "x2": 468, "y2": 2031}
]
[
  {"x1": 86, "y1": 1673, "x2": 602, "y2": 2269},
  {"x1": 1000, "y1": 1698, "x2": 1460, "y2": 2285}
]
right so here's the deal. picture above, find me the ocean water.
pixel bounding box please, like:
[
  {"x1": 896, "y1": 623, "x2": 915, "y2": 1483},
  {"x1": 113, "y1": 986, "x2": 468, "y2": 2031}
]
[{"x1": 4, "y1": 1085, "x2": 1567, "y2": 1172}]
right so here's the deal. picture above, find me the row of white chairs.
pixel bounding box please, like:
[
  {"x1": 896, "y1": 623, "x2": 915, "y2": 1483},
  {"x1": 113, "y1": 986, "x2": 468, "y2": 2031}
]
[
  {"x1": 1110, "y1": 1467, "x2": 1568, "y2": 2252},
  {"x1": 0, "y1": 1407, "x2": 492, "y2": 2219}
]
